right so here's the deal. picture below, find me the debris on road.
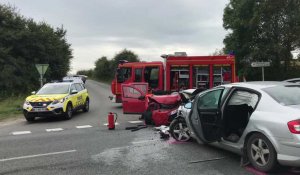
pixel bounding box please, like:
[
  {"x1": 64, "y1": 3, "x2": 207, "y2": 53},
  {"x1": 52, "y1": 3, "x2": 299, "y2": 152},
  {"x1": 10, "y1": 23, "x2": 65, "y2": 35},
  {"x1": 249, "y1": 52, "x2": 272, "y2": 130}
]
[
  {"x1": 153, "y1": 125, "x2": 170, "y2": 140},
  {"x1": 189, "y1": 157, "x2": 226, "y2": 164},
  {"x1": 125, "y1": 125, "x2": 147, "y2": 132}
]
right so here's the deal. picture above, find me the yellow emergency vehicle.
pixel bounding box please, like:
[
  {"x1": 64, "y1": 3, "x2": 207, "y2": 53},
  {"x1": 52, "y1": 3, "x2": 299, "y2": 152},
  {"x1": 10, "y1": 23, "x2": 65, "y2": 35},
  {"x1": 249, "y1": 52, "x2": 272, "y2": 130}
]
[{"x1": 23, "y1": 82, "x2": 89, "y2": 122}]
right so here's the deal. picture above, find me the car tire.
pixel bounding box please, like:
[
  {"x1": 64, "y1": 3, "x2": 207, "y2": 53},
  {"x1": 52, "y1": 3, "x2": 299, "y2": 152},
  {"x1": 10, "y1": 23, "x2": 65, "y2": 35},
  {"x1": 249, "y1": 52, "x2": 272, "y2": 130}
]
[
  {"x1": 24, "y1": 114, "x2": 35, "y2": 122},
  {"x1": 83, "y1": 99, "x2": 89, "y2": 112},
  {"x1": 169, "y1": 118, "x2": 191, "y2": 142},
  {"x1": 64, "y1": 104, "x2": 73, "y2": 120},
  {"x1": 246, "y1": 133, "x2": 278, "y2": 172}
]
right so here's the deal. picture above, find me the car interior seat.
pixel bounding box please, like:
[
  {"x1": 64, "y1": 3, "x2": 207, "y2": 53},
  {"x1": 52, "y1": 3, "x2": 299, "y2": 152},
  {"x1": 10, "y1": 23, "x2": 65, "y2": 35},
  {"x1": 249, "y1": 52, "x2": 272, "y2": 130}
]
[{"x1": 224, "y1": 104, "x2": 251, "y2": 141}]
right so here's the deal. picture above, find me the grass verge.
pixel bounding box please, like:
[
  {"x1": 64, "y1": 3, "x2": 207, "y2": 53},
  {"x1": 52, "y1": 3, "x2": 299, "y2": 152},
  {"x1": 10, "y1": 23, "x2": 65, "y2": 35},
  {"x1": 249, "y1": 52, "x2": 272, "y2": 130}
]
[{"x1": 0, "y1": 96, "x2": 25, "y2": 121}]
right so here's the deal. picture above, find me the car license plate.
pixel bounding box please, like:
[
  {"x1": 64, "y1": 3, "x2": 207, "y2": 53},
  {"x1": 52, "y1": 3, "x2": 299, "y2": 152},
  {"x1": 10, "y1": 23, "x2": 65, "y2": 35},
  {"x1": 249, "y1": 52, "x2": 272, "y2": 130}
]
[{"x1": 33, "y1": 108, "x2": 47, "y2": 112}]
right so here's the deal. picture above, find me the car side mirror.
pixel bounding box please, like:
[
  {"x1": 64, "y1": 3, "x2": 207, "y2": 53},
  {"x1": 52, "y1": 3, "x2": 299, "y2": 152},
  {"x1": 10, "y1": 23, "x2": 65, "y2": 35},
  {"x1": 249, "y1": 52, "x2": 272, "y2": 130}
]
[
  {"x1": 31, "y1": 91, "x2": 36, "y2": 95},
  {"x1": 138, "y1": 95, "x2": 145, "y2": 100},
  {"x1": 71, "y1": 90, "x2": 78, "y2": 94}
]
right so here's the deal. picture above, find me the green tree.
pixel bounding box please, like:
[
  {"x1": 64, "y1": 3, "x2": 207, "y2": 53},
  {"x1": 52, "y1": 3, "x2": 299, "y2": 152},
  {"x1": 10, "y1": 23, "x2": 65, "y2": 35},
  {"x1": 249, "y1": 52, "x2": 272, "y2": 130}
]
[
  {"x1": 94, "y1": 56, "x2": 113, "y2": 81},
  {"x1": 92, "y1": 49, "x2": 140, "y2": 82},
  {"x1": 111, "y1": 49, "x2": 140, "y2": 71},
  {"x1": 0, "y1": 4, "x2": 72, "y2": 96},
  {"x1": 77, "y1": 69, "x2": 93, "y2": 78},
  {"x1": 223, "y1": 0, "x2": 300, "y2": 80}
]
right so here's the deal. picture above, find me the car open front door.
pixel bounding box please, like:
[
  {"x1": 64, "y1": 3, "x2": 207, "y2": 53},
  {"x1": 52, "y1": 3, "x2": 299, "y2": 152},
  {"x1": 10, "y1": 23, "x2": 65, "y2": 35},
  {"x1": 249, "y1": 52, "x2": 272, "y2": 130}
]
[
  {"x1": 121, "y1": 83, "x2": 148, "y2": 114},
  {"x1": 188, "y1": 88, "x2": 224, "y2": 143}
]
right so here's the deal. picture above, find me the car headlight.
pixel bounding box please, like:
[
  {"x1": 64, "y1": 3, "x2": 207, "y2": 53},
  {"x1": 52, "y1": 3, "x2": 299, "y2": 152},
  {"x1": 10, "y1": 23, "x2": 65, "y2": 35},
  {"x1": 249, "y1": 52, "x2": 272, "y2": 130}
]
[
  {"x1": 24, "y1": 101, "x2": 30, "y2": 105},
  {"x1": 52, "y1": 98, "x2": 65, "y2": 105}
]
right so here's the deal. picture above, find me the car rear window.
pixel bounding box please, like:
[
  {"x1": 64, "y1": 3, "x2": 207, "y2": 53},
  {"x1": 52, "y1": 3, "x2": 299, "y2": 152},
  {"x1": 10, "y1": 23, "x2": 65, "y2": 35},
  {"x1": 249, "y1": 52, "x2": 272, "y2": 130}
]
[{"x1": 263, "y1": 85, "x2": 300, "y2": 106}]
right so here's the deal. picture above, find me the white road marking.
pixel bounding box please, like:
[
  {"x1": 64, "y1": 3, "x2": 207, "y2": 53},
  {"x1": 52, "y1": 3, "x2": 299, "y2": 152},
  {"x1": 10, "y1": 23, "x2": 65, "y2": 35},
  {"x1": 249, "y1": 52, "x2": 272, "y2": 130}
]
[
  {"x1": 11, "y1": 131, "x2": 31, "y2": 135},
  {"x1": 128, "y1": 121, "x2": 143, "y2": 124},
  {"x1": 46, "y1": 128, "x2": 63, "y2": 132},
  {"x1": 103, "y1": 122, "x2": 119, "y2": 126},
  {"x1": 0, "y1": 150, "x2": 77, "y2": 162},
  {"x1": 76, "y1": 125, "x2": 92, "y2": 129}
]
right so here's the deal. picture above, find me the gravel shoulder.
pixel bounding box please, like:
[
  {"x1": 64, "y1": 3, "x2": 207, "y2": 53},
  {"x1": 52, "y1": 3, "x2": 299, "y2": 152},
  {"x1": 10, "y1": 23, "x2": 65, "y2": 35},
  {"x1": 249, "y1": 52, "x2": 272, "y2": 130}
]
[{"x1": 0, "y1": 115, "x2": 23, "y2": 127}]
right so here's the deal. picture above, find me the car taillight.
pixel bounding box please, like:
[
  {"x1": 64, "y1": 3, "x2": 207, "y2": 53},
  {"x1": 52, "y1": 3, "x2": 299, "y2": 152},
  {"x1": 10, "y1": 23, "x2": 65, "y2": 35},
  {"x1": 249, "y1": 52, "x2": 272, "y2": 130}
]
[{"x1": 288, "y1": 120, "x2": 300, "y2": 134}]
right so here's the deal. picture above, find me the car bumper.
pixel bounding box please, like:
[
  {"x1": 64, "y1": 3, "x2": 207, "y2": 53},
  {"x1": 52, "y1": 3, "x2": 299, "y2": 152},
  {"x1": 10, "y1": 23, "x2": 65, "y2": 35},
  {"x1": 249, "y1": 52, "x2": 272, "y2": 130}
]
[
  {"x1": 23, "y1": 102, "x2": 65, "y2": 117},
  {"x1": 278, "y1": 154, "x2": 300, "y2": 167},
  {"x1": 277, "y1": 137, "x2": 300, "y2": 167},
  {"x1": 23, "y1": 108, "x2": 64, "y2": 117}
]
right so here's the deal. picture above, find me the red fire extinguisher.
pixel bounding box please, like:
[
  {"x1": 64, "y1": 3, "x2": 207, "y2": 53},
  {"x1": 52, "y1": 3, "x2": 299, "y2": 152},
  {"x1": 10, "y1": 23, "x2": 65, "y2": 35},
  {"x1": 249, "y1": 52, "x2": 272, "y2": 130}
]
[{"x1": 108, "y1": 112, "x2": 118, "y2": 130}]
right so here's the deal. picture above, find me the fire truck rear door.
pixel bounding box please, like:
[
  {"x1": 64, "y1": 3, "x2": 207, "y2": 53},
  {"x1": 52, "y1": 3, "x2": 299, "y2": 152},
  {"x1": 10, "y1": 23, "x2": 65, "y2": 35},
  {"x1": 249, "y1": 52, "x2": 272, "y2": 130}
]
[{"x1": 121, "y1": 83, "x2": 148, "y2": 114}]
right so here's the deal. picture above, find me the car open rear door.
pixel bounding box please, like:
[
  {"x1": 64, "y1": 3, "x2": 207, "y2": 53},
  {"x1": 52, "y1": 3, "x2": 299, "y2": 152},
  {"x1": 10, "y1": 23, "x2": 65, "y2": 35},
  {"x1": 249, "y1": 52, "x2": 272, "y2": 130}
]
[
  {"x1": 121, "y1": 83, "x2": 148, "y2": 114},
  {"x1": 187, "y1": 88, "x2": 224, "y2": 143}
]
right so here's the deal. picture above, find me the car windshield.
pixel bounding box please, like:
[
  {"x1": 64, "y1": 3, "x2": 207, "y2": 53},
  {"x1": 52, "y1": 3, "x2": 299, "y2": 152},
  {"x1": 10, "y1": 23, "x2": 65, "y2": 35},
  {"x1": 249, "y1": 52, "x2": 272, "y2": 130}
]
[
  {"x1": 36, "y1": 84, "x2": 70, "y2": 95},
  {"x1": 263, "y1": 85, "x2": 300, "y2": 106}
]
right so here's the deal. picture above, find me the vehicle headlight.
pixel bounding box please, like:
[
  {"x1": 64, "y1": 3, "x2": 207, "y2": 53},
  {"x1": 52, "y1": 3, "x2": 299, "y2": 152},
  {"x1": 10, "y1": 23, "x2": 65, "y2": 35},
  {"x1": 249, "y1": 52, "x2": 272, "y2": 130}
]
[
  {"x1": 52, "y1": 98, "x2": 65, "y2": 105},
  {"x1": 59, "y1": 98, "x2": 65, "y2": 103},
  {"x1": 24, "y1": 101, "x2": 30, "y2": 105}
]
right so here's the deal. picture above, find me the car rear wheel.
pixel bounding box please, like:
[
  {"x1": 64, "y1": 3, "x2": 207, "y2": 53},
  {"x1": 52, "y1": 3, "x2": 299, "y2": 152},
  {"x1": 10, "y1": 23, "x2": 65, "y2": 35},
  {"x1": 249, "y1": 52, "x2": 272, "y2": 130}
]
[
  {"x1": 169, "y1": 118, "x2": 190, "y2": 142},
  {"x1": 83, "y1": 99, "x2": 89, "y2": 112},
  {"x1": 64, "y1": 104, "x2": 73, "y2": 120},
  {"x1": 246, "y1": 133, "x2": 278, "y2": 172}
]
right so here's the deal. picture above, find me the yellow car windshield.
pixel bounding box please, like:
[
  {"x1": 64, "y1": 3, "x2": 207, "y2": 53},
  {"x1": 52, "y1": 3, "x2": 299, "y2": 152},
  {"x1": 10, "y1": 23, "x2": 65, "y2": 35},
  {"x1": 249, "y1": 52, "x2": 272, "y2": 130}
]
[{"x1": 37, "y1": 84, "x2": 70, "y2": 95}]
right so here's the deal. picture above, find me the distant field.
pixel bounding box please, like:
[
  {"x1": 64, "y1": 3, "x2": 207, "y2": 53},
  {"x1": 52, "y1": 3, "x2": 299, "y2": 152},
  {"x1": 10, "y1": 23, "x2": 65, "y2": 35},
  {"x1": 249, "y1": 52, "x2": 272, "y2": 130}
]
[{"x1": 0, "y1": 96, "x2": 24, "y2": 121}]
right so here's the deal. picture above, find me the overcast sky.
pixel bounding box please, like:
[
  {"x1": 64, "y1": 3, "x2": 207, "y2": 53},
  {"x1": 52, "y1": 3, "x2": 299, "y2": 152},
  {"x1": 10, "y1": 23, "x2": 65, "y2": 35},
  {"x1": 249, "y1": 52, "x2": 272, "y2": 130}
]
[{"x1": 1, "y1": 0, "x2": 229, "y2": 73}]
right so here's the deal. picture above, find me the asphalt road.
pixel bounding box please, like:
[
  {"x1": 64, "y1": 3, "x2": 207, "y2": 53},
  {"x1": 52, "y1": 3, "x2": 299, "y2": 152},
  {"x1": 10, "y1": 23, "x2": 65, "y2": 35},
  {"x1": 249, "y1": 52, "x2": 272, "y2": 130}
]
[{"x1": 0, "y1": 80, "x2": 263, "y2": 175}]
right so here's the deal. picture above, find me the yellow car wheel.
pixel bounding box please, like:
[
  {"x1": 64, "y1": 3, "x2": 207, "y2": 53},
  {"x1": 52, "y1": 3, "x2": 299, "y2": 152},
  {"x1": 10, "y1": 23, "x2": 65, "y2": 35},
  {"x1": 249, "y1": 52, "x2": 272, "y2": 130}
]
[
  {"x1": 83, "y1": 98, "x2": 89, "y2": 112},
  {"x1": 25, "y1": 115, "x2": 35, "y2": 122},
  {"x1": 64, "y1": 103, "x2": 73, "y2": 120},
  {"x1": 24, "y1": 112, "x2": 35, "y2": 122}
]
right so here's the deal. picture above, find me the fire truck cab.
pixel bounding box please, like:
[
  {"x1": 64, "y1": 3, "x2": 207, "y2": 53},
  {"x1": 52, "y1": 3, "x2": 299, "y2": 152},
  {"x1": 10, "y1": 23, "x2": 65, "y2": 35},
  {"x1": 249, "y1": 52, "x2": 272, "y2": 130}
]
[
  {"x1": 111, "y1": 53, "x2": 236, "y2": 113},
  {"x1": 111, "y1": 61, "x2": 164, "y2": 103}
]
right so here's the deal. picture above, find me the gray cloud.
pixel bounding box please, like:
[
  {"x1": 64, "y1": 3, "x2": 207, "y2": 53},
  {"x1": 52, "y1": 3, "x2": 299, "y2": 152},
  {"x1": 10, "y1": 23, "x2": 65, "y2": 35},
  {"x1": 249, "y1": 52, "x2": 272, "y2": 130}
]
[{"x1": 1, "y1": 0, "x2": 229, "y2": 73}]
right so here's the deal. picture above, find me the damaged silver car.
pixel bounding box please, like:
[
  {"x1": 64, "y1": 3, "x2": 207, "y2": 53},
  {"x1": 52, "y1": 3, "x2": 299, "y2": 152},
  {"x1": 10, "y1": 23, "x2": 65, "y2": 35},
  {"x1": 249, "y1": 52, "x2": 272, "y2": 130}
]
[{"x1": 186, "y1": 82, "x2": 300, "y2": 172}]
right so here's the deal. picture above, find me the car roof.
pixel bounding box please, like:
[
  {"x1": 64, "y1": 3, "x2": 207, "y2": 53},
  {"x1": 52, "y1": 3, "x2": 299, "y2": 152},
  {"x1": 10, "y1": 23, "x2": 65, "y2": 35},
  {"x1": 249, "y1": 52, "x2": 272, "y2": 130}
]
[
  {"x1": 62, "y1": 79, "x2": 83, "y2": 83},
  {"x1": 222, "y1": 81, "x2": 295, "y2": 91},
  {"x1": 45, "y1": 82, "x2": 74, "y2": 86}
]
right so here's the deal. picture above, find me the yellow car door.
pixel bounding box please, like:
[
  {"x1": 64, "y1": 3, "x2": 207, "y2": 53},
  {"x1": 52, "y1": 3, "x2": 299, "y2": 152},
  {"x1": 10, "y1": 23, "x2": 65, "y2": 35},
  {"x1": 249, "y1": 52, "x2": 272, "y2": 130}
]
[
  {"x1": 74, "y1": 83, "x2": 84, "y2": 107},
  {"x1": 69, "y1": 84, "x2": 79, "y2": 108},
  {"x1": 81, "y1": 84, "x2": 89, "y2": 103}
]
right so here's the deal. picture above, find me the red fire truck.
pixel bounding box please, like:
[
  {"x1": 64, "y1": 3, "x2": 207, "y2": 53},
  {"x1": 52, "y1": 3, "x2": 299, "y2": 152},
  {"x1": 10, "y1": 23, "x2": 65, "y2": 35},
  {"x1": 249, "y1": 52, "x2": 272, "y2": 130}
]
[{"x1": 111, "y1": 52, "x2": 236, "y2": 103}]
